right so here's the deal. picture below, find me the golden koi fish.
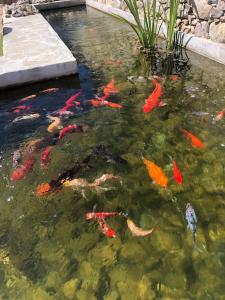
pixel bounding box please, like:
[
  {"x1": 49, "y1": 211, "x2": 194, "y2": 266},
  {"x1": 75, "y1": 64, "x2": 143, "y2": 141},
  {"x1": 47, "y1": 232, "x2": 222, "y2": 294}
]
[
  {"x1": 127, "y1": 219, "x2": 154, "y2": 237},
  {"x1": 47, "y1": 116, "x2": 62, "y2": 133},
  {"x1": 143, "y1": 158, "x2": 168, "y2": 188}
]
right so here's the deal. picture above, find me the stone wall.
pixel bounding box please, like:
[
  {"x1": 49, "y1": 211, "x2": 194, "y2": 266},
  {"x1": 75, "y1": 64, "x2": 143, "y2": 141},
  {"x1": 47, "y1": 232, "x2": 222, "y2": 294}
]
[
  {"x1": 0, "y1": 4, "x2": 3, "y2": 55},
  {"x1": 92, "y1": 0, "x2": 225, "y2": 43}
]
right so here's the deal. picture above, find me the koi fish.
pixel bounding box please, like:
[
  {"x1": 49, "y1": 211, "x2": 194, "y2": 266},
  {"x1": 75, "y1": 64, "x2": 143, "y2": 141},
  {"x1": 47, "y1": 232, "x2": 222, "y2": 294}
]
[
  {"x1": 11, "y1": 155, "x2": 36, "y2": 181},
  {"x1": 127, "y1": 219, "x2": 154, "y2": 237},
  {"x1": 168, "y1": 156, "x2": 183, "y2": 185},
  {"x1": 23, "y1": 138, "x2": 42, "y2": 154},
  {"x1": 90, "y1": 174, "x2": 121, "y2": 186},
  {"x1": 169, "y1": 75, "x2": 181, "y2": 81},
  {"x1": 97, "y1": 218, "x2": 116, "y2": 238},
  {"x1": 192, "y1": 111, "x2": 209, "y2": 116},
  {"x1": 88, "y1": 99, "x2": 122, "y2": 109},
  {"x1": 12, "y1": 150, "x2": 22, "y2": 167},
  {"x1": 143, "y1": 78, "x2": 163, "y2": 113},
  {"x1": 103, "y1": 80, "x2": 119, "y2": 97},
  {"x1": 65, "y1": 91, "x2": 81, "y2": 106},
  {"x1": 86, "y1": 212, "x2": 120, "y2": 220},
  {"x1": 19, "y1": 94, "x2": 36, "y2": 103},
  {"x1": 185, "y1": 203, "x2": 200, "y2": 252},
  {"x1": 12, "y1": 105, "x2": 32, "y2": 114},
  {"x1": 105, "y1": 59, "x2": 123, "y2": 65},
  {"x1": 214, "y1": 109, "x2": 225, "y2": 122},
  {"x1": 143, "y1": 158, "x2": 168, "y2": 188},
  {"x1": 36, "y1": 183, "x2": 52, "y2": 196},
  {"x1": 12, "y1": 113, "x2": 40, "y2": 123},
  {"x1": 58, "y1": 124, "x2": 78, "y2": 140},
  {"x1": 47, "y1": 116, "x2": 62, "y2": 133},
  {"x1": 40, "y1": 146, "x2": 51, "y2": 167},
  {"x1": 180, "y1": 128, "x2": 205, "y2": 149},
  {"x1": 40, "y1": 88, "x2": 59, "y2": 94}
]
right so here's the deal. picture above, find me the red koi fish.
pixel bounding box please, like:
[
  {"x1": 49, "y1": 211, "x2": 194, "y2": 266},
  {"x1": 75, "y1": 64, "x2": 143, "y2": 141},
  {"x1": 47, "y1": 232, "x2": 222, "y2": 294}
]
[
  {"x1": 169, "y1": 156, "x2": 183, "y2": 185},
  {"x1": 59, "y1": 124, "x2": 77, "y2": 140},
  {"x1": 65, "y1": 91, "x2": 81, "y2": 106},
  {"x1": 143, "y1": 78, "x2": 163, "y2": 113},
  {"x1": 40, "y1": 88, "x2": 59, "y2": 94},
  {"x1": 40, "y1": 146, "x2": 51, "y2": 167},
  {"x1": 103, "y1": 80, "x2": 119, "y2": 97},
  {"x1": 19, "y1": 95, "x2": 36, "y2": 103},
  {"x1": 97, "y1": 218, "x2": 116, "y2": 238},
  {"x1": 86, "y1": 212, "x2": 120, "y2": 220},
  {"x1": 11, "y1": 155, "x2": 36, "y2": 181},
  {"x1": 105, "y1": 59, "x2": 123, "y2": 65},
  {"x1": 180, "y1": 128, "x2": 205, "y2": 149},
  {"x1": 12, "y1": 105, "x2": 32, "y2": 114},
  {"x1": 214, "y1": 109, "x2": 225, "y2": 122}
]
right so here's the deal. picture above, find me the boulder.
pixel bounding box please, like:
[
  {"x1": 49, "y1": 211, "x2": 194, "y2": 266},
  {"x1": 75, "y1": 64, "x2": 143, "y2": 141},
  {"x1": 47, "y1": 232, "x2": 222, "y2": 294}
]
[
  {"x1": 210, "y1": 8, "x2": 224, "y2": 18},
  {"x1": 209, "y1": 21, "x2": 225, "y2": 42},
  {"x1": 191, "y1": 0, "x2": 212, "y2": 20},
  {"x1": 195, "y1": 21, "x2": 209, "y2": 38}
]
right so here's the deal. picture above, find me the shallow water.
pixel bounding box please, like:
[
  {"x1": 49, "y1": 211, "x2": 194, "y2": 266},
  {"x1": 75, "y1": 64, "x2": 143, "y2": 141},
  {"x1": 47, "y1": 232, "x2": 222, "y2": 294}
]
[{"x1": 0, "y1": 5, "x2": 225, "y2": 300}]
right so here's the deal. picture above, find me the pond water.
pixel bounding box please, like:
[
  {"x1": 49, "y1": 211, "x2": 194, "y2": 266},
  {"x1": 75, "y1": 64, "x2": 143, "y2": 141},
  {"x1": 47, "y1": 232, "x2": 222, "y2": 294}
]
[{"x1": 0, "y1": 5, "x2": 225, "y2": 300}]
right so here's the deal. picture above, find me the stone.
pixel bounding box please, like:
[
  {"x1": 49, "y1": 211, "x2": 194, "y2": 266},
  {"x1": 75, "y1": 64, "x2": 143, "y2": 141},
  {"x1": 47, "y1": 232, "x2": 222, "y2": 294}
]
[
  {"x1": 191, "y1": 25, "x2": 196, "y2": 33},
  {"x1": 195, "y1": 21, "x2": 209, "y2": 38},
  {"x1": 208, "y1": 0, "x2": 218, "y2": 3},
  {"x1": 62, "y1": 278, "x2": 80, "y2": 299},
  {"x1": 183, "y1": 19, "x2": 189, "y2": 25},
  {"x1": 210, "y1": 8, "x2": 224, "y2": 18},
  {"x1": 191, "y1": 0, "x2": 212, "y2": 20},
  {"x1": 191, "y1": 19, "x2": 198, "y2": 25},
  {"x1": 76, "y1": 290, "x2": 97, "y2": 300},
  {"x1": 176, "y1": 18, "x2": 182, "y2": 26},
  {"x1": 217, "y1": 0, "x2": 225, "y2": 10},
  {"x1": 209, "y1": 21, "x2": 225, "y2": 42},
  {"x1": 220, "y1": 15, "x2": 225, "y2": 21}
]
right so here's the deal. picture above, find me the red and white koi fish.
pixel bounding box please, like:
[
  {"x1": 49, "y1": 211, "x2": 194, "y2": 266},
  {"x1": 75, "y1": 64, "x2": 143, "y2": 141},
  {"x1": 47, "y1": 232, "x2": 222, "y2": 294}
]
[
  {"x1": 19, "y1": 95, "x2": 37, "y2": 103},
  {"x1": 11, "y1": 155, "x2": 36, "y2": 181},
  {"x1": 12, "y1": 105, "x2": 32, "y2": 114},
  {"x1": 214, "y1": 109, "x2": 225, "y2": 122},
  {"x1": 58, "y1": 124, "x2": 77, "y2": 140},
  {"x1": 103, "y1": 80, "x2": 119, "y2": 97},
  {"x1": 40, "y1": 146, "x2": 52, "y2": 168},
  {"x1": 86, "y1": 212, "x2": 120, "y2": 220},
  {"x1": 127, "y1": 219, "x2": 154, "y2": 237},
  {"x1": 168, "y1": 156, "x2": 183, "y2": 185},
  {"x1": 97, "y1": 218, "x2": 116, "y2": 238},
  {"x1": 143, "y1": 78, "x2": 164, "y2": 113},
  {"x1": 88, "y1": 97, "x2": 122, "y2": 109},
  {"x1": 180, "y1": 128, "x2": 205, "y2": 149},
  {"x1": 40, "y1": 88, "x2": 59, "y2": 94}
]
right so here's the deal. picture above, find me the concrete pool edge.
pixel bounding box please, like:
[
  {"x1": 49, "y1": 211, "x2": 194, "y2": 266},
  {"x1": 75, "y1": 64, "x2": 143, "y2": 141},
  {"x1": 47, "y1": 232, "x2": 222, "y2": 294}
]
[
  {"x1": 0, "y1": 13, "x2": 78, "y2": 90},
  {"x1": 33, "y1": 0, "x2": 85, "y2": 11},
  {"x1": 86, "y1": 0, "x2": 225, "y2": 67}
]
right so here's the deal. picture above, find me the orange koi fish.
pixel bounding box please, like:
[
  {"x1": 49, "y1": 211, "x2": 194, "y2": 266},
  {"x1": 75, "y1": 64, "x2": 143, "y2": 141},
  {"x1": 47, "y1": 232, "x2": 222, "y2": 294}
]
[
  {"x1": 40, "y1": 88, "x2": 59, "y2": 94},
  {"x1": 19, "y1": 95, "x2": 36, "y2": 103},
  {"x1": 12, "y1": 105, "x2": 32, "y2": 114},
  {"x1": 103, "y1": 80, "x2": 119, "y2": 97},
  {"x1": 214, "y1": 109, "x2": 225, "y2": 122},
  {"x1": 143, "y1": 158, "x2": 168, "y2": 188},
  {"x1": 127, "y1": 219, "x2": 154, "y2": 237},
  {"x1": 168, "y1": 156, "x2": 183, "y2": 185},
  {"x1": 88, "y1": 98, "x2": 122, "y2": 109},
  {"x1": 180, "y1": 128, "x2": 205, "y2": 149},
  {"x1": 143, "y1": 78, "x2": 164, "y2": 113},
  {"x1": 47, "y1": 116, "x2": 62, "y2": 133}
]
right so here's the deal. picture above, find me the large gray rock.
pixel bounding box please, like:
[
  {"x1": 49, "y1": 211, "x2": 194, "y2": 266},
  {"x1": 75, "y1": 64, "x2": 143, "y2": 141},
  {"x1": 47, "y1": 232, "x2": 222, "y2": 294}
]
[
  {"x1": 210, "y1": 7, "x2": 224, "y2": 18},
  {"x1": 209, "y1": 21, "x2": 225, "y2": 42},
  {"x1": 195, "y1": 21, "x2": 210, "y2": 38},
  {"x1": 191, "y1": 0, "x2": 212, "y2": 20}
]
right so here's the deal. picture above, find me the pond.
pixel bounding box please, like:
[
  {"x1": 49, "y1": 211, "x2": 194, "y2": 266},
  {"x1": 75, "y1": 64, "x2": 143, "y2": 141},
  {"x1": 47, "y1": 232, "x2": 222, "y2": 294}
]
[{"x1": 0, "y1": 5, "x2": 225, "y2": 300}]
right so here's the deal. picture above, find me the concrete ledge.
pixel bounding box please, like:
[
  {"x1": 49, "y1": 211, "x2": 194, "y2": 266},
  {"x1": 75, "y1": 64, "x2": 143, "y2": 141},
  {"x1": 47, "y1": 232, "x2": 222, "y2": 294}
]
[
  {"x1": 0, "y1": 13, "x2": 77, "y2": 89},
  {"x1": 34, "y1": 0, "x2": 85, "y2": 11},
  {"x1": 86, "y1": 0, "x2": 225, "y2": 66}
]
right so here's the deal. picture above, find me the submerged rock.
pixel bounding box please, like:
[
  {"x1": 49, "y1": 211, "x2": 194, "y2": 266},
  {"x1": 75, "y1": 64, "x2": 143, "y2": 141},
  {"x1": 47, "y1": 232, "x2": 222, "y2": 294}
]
[{"x1": 62, "y1": 278, "x2": 80, "y2": 299}]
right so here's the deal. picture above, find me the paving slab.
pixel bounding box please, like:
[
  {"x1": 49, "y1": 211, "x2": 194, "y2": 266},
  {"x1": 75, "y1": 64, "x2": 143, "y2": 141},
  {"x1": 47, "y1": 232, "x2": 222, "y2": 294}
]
[
  {"x1": 0, "y1": 13, "x2": 77, "y2": 89},
  {"x1": 34, "y1": 0, "x2": 85, "y2": 10}
]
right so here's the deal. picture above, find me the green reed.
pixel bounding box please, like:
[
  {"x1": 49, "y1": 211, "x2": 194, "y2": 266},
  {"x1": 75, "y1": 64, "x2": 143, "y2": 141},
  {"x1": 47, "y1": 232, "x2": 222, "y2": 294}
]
[
  {"x1": 114, "y1": 0, "x2": 162, "y2": 50},
  {"x1": 162, "y1": 0, "x2": 180, "y2": 50}
]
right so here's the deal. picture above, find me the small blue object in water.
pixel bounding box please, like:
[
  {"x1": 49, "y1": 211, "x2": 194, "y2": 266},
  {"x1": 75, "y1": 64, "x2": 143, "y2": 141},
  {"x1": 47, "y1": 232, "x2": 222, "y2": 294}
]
[{"x1": 185, "y1": 203, "x2": 197, "y2": 234}]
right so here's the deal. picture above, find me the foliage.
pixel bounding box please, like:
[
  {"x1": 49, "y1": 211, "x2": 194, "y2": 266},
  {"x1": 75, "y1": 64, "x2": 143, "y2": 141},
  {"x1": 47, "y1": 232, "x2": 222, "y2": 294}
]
[{"x1": 113, "y1": 0, "x2": 162, "y2": 50}]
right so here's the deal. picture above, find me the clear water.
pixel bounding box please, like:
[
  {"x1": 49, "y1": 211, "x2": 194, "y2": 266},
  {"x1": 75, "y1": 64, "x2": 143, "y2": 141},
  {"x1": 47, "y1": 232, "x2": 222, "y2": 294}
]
[{"x1": 0, "y1": 5, "x2": 225, "y2": 300}]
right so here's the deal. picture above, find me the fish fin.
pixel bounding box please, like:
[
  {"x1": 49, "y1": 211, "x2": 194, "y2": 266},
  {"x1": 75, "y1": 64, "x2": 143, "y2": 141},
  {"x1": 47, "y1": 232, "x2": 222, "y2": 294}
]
[{"x1": 157, "y1": 101, "x2": 167, "y2": 107}]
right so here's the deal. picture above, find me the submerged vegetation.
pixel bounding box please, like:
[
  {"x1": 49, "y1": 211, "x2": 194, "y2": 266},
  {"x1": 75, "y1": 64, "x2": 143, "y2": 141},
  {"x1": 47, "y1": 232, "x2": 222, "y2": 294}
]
[{"x1": 116, "y1": 0, "x2": 180, "y2": 52}]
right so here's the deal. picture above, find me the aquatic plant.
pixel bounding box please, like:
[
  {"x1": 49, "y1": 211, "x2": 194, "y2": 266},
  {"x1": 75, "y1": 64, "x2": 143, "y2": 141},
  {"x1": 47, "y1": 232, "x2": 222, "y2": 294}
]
[
  {"x1": 113, "y1": 0, "x2": 162, "y2": 50},
  {"x1": 161, "y1": 0, "x2": 180, "y2": 50}
]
